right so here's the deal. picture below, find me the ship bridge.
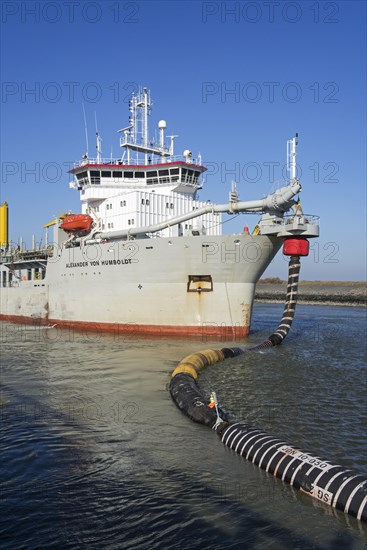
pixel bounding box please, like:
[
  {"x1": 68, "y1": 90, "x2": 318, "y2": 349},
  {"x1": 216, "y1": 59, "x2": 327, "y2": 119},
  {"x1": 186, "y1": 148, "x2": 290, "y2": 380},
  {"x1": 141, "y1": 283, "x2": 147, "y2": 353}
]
[
  {"x1": 68, "y1": 87, "x2": 216, "y2": 239},
  {"x1": 69, "y1": 160, "x2": 206, "y2": 195}
]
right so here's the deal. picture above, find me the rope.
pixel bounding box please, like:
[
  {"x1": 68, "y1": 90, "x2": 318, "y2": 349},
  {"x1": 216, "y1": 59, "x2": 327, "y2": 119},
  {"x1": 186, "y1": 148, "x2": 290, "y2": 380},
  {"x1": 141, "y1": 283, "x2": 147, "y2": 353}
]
[{"x1": 208, "y1": 391, "x2": 224, "y2": 430}]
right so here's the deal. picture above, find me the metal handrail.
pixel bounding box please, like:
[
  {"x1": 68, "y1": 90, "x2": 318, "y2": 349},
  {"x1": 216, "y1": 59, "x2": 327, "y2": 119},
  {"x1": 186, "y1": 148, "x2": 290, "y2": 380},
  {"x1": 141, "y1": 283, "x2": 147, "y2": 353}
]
[
  {"x1": 74, "y1": 155, "x2": 200, "y2": 168},
  {"x1": 260, "y1": 214, "x2": 320, "y2": 226}
]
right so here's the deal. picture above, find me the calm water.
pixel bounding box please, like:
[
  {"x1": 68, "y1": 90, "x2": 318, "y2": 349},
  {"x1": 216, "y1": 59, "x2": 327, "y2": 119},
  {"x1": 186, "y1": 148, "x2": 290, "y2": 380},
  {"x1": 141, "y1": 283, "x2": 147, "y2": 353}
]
[{"x1": 1, "y1": 304, "x2": 366, "y2": 549}]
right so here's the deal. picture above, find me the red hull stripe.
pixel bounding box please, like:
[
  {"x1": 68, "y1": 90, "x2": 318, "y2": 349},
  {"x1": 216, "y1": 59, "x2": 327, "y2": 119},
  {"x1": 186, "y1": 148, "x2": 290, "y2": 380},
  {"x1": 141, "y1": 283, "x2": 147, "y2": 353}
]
[
  {"x1": 0, "y1": 314, "x2": 249, "y2": 340},
  {"x1": 69, "y1": 161, "x2": 207, "y2": 174}
]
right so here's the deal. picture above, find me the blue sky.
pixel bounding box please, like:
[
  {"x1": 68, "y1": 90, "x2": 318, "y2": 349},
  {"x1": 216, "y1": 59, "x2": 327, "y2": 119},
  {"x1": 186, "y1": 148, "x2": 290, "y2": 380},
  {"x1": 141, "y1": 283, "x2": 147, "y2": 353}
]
[{"x1": 1, "y1": 0, "x2": 366, "y2": 280}]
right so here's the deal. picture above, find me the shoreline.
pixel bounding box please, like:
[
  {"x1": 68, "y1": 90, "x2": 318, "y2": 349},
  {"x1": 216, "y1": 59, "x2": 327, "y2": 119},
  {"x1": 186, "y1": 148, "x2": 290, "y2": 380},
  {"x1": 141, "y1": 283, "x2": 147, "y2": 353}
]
[
  {"x1": 254, "y1": 297, "x2": 366, "y2": 307},
  {"x1": 255, "y1": 281, "x2": 366, "y2": 307}
]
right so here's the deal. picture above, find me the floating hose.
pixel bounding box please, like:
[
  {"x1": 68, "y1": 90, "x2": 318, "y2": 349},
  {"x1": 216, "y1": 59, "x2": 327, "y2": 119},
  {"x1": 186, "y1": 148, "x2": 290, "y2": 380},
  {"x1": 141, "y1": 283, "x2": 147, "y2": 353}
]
[{"x1": 169, "y1": 255, "x2": 367, "y2": 522}]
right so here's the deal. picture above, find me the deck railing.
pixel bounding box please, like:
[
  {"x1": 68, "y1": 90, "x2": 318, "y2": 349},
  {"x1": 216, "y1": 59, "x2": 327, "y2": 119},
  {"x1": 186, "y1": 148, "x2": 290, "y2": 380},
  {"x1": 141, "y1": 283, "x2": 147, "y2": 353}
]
[{"x1": 73, "y1": 155, "x2": 202, "y2": 168}]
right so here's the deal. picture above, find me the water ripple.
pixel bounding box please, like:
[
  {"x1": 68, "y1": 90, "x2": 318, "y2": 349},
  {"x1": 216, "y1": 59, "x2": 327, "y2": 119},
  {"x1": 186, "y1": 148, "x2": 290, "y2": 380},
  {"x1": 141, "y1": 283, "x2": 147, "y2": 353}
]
[{"x1": 1, "y1": 306, "x2": 367, "y2": 549}]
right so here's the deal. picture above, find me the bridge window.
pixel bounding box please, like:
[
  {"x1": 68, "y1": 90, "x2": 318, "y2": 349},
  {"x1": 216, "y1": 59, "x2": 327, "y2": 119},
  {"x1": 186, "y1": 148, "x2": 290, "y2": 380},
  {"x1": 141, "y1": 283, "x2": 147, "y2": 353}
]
[
  {"x1": 158, "y1": 169, "x2": 170, "y2": 184},
  {"x1": 76, "y1": 171, "x2": 88, "y2": 181},
  {"x1": 147, "y1": 170, "x2": 158, "y2": 185},
  {"x1": 167, "y1": 168, "x2": 179, "y2": 182},
  {"x1": 135, "y1": 171, "x2": 145, "y2": 178},
  {"x1": 124, "y1": 171, "x2": 134, "y2": 178},
  {"x1": 101, "y1": 171, "x2": 111, "y2": 178},
  {"x1": 113, "y1": 171, "x2": 122, "y2": 178},
  {"x1": 90, "y1": 170, "x2": 100, "y2": 185}
]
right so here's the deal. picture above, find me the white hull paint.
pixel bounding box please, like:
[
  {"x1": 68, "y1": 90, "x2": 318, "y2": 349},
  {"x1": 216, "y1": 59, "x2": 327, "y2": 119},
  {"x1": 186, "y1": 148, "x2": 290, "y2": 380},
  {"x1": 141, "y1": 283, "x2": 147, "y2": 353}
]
[{"x1": 0, "y1": 234, "x2": 281, "y2": 338}]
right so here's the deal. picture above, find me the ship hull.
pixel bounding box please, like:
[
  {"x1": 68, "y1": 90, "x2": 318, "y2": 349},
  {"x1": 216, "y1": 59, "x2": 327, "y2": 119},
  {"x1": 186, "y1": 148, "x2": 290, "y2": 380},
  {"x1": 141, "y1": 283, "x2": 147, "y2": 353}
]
[{"x1": 0, "y1": 234, "x2": 282, "y2": 339}]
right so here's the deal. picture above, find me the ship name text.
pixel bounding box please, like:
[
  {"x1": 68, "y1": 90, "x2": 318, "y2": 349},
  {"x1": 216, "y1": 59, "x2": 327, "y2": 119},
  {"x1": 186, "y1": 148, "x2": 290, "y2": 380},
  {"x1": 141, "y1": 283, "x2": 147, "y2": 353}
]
[{"x1": 65, "y1": 259, "x2": 132, "y2": 268}]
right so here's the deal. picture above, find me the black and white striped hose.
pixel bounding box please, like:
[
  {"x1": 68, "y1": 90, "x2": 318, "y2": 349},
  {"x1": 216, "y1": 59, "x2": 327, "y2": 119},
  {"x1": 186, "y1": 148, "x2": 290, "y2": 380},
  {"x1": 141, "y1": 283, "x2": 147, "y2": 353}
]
[
  {"x1": 249, "y1": 255, "x2": 301, "y2": 350},
  {"x1": 169, "y1": 255, "x2": 367, "y2": 522}
]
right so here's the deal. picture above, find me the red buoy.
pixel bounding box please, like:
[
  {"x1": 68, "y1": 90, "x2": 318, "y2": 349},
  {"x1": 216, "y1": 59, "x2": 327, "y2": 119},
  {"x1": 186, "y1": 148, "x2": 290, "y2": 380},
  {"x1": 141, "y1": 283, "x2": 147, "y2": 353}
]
[{"x1": 283, "y1": 237, "x2": 309, "y2": 256}]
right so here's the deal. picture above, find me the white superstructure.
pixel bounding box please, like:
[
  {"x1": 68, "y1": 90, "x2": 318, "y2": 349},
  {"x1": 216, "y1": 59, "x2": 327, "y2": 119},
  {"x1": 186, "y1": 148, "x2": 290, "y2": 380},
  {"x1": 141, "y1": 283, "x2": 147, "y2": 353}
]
[
  {"x1": 0, "y1": 88, "x2": 319, "y2": 338},
  {"x1": 71, "y1": 86, "x2": 216, "y2": 239}
]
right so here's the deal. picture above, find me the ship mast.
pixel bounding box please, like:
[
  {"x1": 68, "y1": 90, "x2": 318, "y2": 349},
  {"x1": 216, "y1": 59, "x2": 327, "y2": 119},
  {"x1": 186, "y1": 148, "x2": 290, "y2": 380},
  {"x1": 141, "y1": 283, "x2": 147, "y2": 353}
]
[
  {"x1": 118, "y1": 87, "x2": 174, "y2": 165},
  {"x1": 95, "y1": 112, "x2": 102, "y2": 164},
  {"x1": 287, "y1": 133, "x2": 298, "y2": 181}
]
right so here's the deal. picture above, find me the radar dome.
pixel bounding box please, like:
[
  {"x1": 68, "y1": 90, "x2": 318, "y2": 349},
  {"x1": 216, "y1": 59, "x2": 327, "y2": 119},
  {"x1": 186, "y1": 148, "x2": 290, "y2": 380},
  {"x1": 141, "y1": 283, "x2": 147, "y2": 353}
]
[
  {"x1": 158, "y1": 120, "x2": 167, "y2": 129},
  {"x1": 183, "y1": 149, "x2": 192, "y2": 157}
]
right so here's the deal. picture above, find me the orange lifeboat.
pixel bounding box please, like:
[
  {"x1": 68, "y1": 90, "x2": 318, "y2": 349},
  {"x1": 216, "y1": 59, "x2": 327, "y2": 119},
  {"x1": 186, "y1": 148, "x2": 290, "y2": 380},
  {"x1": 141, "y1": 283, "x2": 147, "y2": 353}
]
[{"x1": 59, "y1": 214, "x2": 93, "y2": 232}]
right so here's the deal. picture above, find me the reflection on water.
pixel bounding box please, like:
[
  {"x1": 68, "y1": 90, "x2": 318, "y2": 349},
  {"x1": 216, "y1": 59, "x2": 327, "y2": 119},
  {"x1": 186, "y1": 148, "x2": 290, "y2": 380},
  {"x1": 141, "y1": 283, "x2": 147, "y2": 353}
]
[{"x1": 1, "y1": 304, "x2": 366, "y2": 549}]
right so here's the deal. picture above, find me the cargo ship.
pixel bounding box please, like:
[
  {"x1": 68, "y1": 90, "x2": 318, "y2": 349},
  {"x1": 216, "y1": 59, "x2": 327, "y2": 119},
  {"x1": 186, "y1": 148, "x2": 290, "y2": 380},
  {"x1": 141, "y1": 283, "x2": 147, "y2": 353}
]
[{"x1": 0, "y1": 88, "x2": 319, "y2": 338}]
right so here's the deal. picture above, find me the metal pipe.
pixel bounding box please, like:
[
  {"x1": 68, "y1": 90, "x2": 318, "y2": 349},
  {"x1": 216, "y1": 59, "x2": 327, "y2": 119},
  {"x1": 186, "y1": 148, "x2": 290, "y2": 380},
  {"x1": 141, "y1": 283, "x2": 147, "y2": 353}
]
[{"x1": 89, "y1": 181, "x2": 301, "y2": 242}]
